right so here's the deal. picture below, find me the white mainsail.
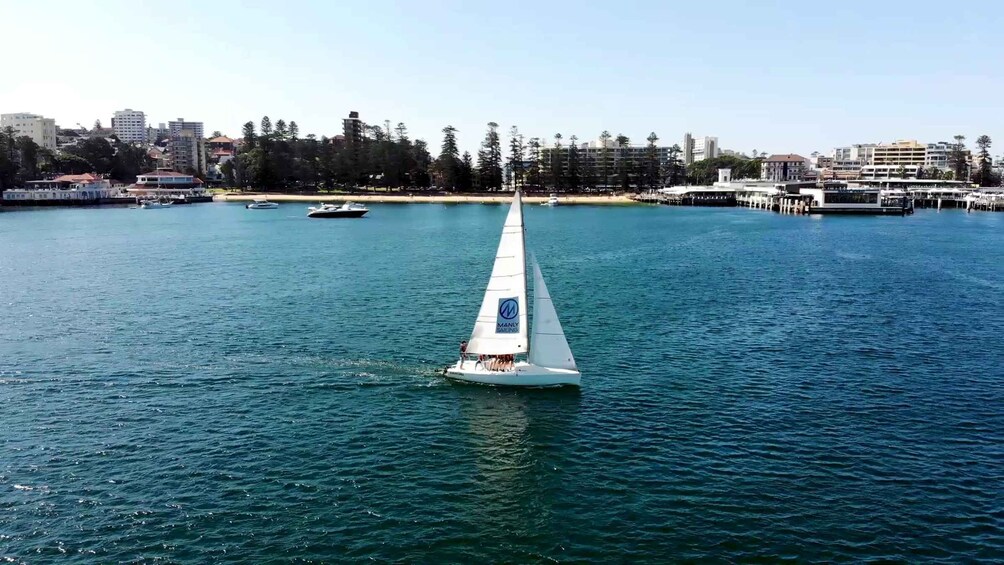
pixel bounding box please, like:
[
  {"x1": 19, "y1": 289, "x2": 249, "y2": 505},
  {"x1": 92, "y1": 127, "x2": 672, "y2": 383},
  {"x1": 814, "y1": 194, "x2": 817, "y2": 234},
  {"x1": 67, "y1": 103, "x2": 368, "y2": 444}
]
[
  {"x1": 529, "y1": 259, "x2": 577, "y2": 370},
  {"x1": 466, "y1": 192, "x2": 528, "y2": 355}
]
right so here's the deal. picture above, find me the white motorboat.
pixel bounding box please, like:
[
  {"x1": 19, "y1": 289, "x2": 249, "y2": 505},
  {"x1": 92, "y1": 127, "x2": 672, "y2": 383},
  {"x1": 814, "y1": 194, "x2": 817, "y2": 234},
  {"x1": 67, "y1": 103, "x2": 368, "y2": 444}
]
[
  {"x1": 444, "y1": 191, "x2": 580, "y2": 387},
  {"x1": 140, "y1": 199, "x2": 172, "y2": 209},
  {"x1": 541, "y1": 193, "x2": 559, "y2": 206},
  {"x1": 307, "y1": 202, "x2": 369, "y2": 218},
  {"x1": 246, "y1": 198, "x2": 278, "y2": 209}
]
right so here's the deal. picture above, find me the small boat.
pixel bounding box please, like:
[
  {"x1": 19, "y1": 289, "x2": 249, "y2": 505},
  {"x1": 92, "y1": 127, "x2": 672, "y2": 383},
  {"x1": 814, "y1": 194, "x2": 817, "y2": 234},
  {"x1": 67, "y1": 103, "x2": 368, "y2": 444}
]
[
  {"x1": 246, "y1": 198, "x2": 279, "y2": 209},
  {"x1": 541, "y1": 193, "x2": 559, "y2": 206},
  {"x1": 307, "y1": 202, "x2": 368, "y2": 218},
  {"x1": 140, "y1": 199, "x2": 172, "y2": 209},
  {"x1": 444, "y1": 191, "x2": 580, "y2": 387}
]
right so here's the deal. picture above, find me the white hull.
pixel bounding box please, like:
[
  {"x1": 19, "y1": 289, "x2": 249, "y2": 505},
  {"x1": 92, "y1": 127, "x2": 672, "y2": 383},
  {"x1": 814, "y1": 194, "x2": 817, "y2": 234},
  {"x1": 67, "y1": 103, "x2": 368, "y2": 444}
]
[{"x1": 444, "y1": 359, "x2": 580, "y2": 387}]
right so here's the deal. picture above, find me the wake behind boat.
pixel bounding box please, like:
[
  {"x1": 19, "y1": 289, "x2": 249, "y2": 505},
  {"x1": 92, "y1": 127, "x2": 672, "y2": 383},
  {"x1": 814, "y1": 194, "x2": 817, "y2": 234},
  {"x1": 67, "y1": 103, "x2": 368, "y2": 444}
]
[
  {"x1": 307, "y1": 202, "x2": 368, "y2": 218},
  {"x1": 444, "y1": 191, "x2": 580, "y2": 387}
]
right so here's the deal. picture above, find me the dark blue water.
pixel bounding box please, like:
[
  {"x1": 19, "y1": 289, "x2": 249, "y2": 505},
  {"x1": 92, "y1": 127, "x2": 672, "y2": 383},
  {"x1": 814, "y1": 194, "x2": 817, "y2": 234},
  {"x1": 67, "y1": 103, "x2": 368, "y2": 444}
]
[{"x1": 2, "y1": 203, "x2": 1002, "y2": 562}]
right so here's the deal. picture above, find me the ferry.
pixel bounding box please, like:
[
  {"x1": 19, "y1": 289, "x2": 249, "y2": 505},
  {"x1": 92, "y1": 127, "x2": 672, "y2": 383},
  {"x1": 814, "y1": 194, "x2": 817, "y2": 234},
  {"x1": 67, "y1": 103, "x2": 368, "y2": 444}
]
[{"x1": 801, "y1": 188, "x2": 913, "y2": 215}]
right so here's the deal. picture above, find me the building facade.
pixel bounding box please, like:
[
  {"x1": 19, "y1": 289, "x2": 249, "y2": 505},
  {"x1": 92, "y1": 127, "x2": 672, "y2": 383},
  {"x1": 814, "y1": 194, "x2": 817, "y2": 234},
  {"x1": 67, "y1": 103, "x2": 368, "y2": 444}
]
[
  {"x1": 859, "y1": 165, "x2": 921, "y2": 180},
  {"x1": 168, "y1": 129, "x2": 206, "y2": 175},
  {"x1": 682, "y1": 133, "x2": 718, "y2": 165},
  {"x1": 873, "y1": 140, "x2": 926, "y2": 167},
  {"x1": 1, "y1": 112, "x2": 57, "y2": 150},
  {"x1": 168, "y1": 118, "x2": 204, "y2": 139},
  {"x1": 761, "y1": 154, "x2": 809, "y2": 181},
  {"x1": 343, "y1": 111, "x2": 364, "y2": 144},
  {"x1": 111, "y1": 109, "x2": 146, "y2": 143}
]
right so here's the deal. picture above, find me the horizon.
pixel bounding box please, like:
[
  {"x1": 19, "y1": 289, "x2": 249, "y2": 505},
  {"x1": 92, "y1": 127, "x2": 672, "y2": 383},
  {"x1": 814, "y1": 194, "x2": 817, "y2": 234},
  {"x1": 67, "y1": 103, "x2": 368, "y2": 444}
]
[{"x1": 2, "y1": 0, "x2": 1002, "y2": 157}]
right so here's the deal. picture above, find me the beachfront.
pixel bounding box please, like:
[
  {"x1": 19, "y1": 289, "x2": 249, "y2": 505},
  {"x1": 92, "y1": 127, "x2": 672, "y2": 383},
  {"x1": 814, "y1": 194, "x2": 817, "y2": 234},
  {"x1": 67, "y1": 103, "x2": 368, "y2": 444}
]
[{"x1": 214, "y1": 191, "x2": 637, "y2": 205}]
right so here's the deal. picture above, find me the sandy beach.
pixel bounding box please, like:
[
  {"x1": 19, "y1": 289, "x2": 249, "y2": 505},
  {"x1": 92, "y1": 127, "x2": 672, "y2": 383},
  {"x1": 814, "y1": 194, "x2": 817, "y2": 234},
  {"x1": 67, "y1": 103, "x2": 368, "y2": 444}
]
[{"x1": 213, "y1": 192, "x2": 639, "y2": 205}]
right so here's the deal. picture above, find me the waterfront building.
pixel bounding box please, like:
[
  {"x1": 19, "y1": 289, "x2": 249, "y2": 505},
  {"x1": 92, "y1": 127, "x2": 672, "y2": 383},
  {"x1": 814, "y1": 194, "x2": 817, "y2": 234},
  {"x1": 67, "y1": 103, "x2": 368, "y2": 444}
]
[
  {"x1": 2, "y1": 173, "x2": 119, "y2": 202},
  {"x1": 859, "y1": 164, "x2": 921, "y2": 180},
  {"x1": 126, "y1": 169, "x2": 207, "y2": 199},
  {"x1": 761, "y1": 154, "x2": 809, "y2": 181},
  {"x1": 111, "y1": 109, "x2": 146, "y2": 143},
  {"x1": 873, "y1": 140, "x2": 926, "y2": 167},
  {"x1": 1, "y1": 112, "x2": 57, "y2": 150},
  {"x1": 538, "y1": 141, "x2": 673, "y2": 189},
  {"x1": 682, "y1": 133, "x2": 719, "y2": 165},
  {"x1": 207, "y1": 135, "x2": 236, "y2": 161},
  {"x1": 925, "y1": 141, "x2": 972, "y2": 173}
]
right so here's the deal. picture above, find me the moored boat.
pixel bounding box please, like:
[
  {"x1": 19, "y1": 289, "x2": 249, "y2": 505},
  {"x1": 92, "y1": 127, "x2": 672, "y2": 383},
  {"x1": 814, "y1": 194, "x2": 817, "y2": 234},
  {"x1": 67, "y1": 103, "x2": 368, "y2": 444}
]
[
  {"x1": 541, "y1": 193, "x2": 559, "y2": 206},
  {"x1": 246, "y1": 198, "x2": 279, "y2": 209},
  {"x1": 140, "y1": 199, "x2": 172, "y2": 209},
  {"x1": 444, "y1": 191, "x2": 580, "y2": 387},
  {"x1": 307, "y1": 202, "x2": 368, "y2": 218}
]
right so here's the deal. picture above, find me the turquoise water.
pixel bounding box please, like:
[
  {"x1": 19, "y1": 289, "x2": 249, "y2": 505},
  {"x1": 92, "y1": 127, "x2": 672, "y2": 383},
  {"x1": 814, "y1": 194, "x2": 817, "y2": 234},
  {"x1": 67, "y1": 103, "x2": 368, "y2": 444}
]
[{"x1": 1, "y1": 203, "x2": 1002, "y2": 562}]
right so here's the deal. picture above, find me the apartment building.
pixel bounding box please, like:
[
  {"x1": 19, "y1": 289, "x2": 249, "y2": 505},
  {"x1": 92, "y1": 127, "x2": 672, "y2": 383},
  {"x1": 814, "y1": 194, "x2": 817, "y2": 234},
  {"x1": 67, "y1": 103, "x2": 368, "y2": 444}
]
[
  {"x1": 1, "y1": 112, "x2": 57, "y2": 150},
  {"x1": 168, "y1": 118, "x2": 204, "y2": 139},
  {"x1": 682, "y1": 133, "x2": 719, "y2": 165},
  {"x1": 111, "y1": 109, "x2": 147, "y2": 143},
  {"x1": 873, "y1": 140, "x2": 926, "y2": 167}
]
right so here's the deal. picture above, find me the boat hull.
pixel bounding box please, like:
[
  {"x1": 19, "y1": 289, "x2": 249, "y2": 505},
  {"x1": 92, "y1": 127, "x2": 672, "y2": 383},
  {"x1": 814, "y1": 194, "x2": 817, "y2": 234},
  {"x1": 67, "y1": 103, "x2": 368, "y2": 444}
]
[
  {"x1": 307, "y1": 209, "x2": 368, "y2": 218},
  {"x1": 444, "y1": 360, "x2": 580, "y2": 387}
]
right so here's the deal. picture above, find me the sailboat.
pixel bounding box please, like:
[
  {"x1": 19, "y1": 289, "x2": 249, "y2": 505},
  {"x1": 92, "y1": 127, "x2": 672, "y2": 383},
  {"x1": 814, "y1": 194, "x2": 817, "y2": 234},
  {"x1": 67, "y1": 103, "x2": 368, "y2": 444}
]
[{"x1": 445, "y1": 191, "x2": 580, "y2": 387}]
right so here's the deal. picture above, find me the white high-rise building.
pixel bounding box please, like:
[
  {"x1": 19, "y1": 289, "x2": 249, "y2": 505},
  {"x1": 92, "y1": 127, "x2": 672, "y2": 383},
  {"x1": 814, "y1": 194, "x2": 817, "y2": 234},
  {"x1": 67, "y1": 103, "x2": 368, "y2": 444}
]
[
  {"x1": 682, "y1": 133, "x2": 719, "y2": 165},
  {"x1": 111, "y1": 109, "x2": 147, "y2": 143},
  {"x1": 168, "y1": 118, "x2": 204, "y2": 139},
  {"x1": 1, "y1": 112, "x2": 57, "y2": 150}
]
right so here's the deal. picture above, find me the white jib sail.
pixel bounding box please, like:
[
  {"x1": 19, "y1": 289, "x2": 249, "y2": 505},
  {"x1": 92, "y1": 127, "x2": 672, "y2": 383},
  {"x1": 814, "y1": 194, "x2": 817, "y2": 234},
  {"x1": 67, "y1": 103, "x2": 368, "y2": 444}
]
[
  {"x1": 466, "y1": 192, "x2": 528, "y2": 355},
  {"x1": 529, "y1": 258, "x2": 577, "y2": 370}
]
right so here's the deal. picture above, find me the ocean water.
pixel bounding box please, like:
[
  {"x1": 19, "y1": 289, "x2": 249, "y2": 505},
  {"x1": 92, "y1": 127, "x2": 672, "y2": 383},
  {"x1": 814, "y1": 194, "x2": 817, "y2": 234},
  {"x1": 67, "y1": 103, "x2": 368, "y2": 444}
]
[{"x1": 1, "y1": 202, "x2": 1002, "y2": 562}]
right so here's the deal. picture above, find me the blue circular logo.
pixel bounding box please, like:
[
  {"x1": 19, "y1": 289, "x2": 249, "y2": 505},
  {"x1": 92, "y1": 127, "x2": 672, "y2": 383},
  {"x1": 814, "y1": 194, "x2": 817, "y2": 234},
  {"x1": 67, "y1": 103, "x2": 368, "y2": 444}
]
[{"x1": 499, "y1": 299, "x2": 518, "y2": 320}]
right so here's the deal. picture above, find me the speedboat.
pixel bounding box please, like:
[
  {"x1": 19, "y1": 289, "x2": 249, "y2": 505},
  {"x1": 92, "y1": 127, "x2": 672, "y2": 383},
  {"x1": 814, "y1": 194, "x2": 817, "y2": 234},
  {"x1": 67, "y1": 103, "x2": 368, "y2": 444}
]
[
  {"x1": 541, "y1": 193, "x2": 559, "y2": 206},
  {"x1": 140, "y1": 199, "x2": 172, "y2": 209},
  {"x1": 307, "y1": 202, "x2": 368, "y2": 218},
  {"x1": 246, "y1": 198, "x2": 279, "y2": 209}
]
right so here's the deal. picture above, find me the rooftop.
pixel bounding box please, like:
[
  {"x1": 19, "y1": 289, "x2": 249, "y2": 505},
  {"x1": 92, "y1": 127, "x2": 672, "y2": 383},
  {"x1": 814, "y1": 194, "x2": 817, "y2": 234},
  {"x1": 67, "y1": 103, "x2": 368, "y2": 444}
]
[
  {"x1": 208, "y1": 136, "x2": 234, "y2": 143},
  {"x1": 765, "y1": 154, "x2": 807, "y2": 162}
]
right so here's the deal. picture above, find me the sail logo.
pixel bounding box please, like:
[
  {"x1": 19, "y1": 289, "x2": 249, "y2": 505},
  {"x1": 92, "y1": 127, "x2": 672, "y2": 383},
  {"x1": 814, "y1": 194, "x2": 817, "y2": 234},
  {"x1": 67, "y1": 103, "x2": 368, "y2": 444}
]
[{"x1": 496, "y1": 297, "x2": 519, "y2": 333}]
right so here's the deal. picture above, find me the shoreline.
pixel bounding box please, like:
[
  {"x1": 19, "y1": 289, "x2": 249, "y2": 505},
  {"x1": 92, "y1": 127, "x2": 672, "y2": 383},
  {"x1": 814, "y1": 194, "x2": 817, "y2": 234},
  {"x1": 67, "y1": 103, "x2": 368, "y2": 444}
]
[{"x1": 212, "y1": 192, "x2": 639, "y2": 205}]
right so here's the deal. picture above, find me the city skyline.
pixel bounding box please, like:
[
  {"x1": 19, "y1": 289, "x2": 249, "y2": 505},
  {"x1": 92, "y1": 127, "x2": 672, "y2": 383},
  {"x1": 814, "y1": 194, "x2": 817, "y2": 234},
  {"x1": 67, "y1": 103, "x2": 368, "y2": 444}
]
[{"x1": 2, "y1": 0, "x2": 1001, "y2": 156}]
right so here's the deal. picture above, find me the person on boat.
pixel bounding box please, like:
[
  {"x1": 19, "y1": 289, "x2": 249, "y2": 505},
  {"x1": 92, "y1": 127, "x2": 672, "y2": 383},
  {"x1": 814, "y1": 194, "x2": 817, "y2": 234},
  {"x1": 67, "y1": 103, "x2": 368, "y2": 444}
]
[
  {"x1": 476, "y1": 354, "x2": 484, "y2": 369},
  {"x1": 459, "y1": 340, "x2": 467, "y2": 362}
]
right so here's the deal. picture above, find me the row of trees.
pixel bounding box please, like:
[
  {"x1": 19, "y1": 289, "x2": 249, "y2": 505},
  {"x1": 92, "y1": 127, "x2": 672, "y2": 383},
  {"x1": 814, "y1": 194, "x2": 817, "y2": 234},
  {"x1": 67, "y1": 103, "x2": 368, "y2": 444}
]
[
  {"x1": 0, "y1": 127, "x2": 153, "y2": 190},
  {"x1": 227, "y1": 116, "x2": 434, "y2": 190}
]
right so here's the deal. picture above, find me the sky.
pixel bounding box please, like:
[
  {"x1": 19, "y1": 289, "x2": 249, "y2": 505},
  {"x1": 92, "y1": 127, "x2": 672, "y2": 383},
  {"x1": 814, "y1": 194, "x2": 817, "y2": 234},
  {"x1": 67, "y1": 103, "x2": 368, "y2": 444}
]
[{"x1": 2, "y1": 0, "x2": 1002, "y2": 157}]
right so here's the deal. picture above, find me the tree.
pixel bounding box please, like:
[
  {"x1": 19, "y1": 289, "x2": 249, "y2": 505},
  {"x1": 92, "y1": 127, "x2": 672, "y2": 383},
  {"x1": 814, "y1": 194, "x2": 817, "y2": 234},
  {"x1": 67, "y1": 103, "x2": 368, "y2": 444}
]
[
  {"x1": 260, "y1": 116, "x2": 273, "y2": 137},
  {"x1": 549, "y1": 133, "x2": 564, "y2": 191},
  {"x1": 663, "y1": 143, "x2": 684, "y2": 186},
  {"x1": 275, "y1": 119, "x2": 288, "y2": 140},
  {"x1": 615, "y1": 134, "x2": 631, "y2": 191},
  {"x1": 950, "y1": 134, "x2": 967, "y2": 181},
  {"x1": 599, "y1": 130, "x2": 612, "y2": 190},
  {"x1": 974, "y1": 135, "x2": 994, "y2": 186},
  {"x1": 643, "y1": 132, "x2": 660, "y2": 191},
  {"x1": 242, "y1": 121, "x2": 256, "y2": 148},
  {"x1": 526, "y1": 137, "x2": 542, "y2": 189},
  {"x1": 459, "y1": 151, "x2": 474, "y2": 191},
  {"x1": 211, "y1": 130, "x2": 223, "y2": 138},
  {"x1": 478, "y1": 122, "x2": 503, "y2": 190},
  {"x1": 289, "y1": 121, "x2": 299, "y2": 142},
  {"x1": 434, "y1": 125, "x2": 460, "y2": 190},
  {"x1": 507, "y1": 125, "x2": 524, "y2": 190},
  {"x1": 567, "y1": 135, "x2": 580, "y2": 191}
]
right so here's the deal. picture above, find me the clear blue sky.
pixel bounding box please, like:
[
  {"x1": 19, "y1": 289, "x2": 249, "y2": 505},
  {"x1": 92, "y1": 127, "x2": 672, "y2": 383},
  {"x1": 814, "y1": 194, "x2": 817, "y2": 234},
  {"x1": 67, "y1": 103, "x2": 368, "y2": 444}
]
[{"x1": 3, "y1": 0, "x2": 1001, "y2": 156}]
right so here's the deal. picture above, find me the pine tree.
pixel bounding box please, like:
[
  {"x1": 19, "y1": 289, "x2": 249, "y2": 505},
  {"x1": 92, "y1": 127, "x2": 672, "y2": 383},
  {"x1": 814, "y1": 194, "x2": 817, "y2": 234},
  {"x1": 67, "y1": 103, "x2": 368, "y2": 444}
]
[
  {"x1": 615, "y1": 134, "x2": 631, "y2": 190},
  {"x1": 435, "y1": 125, "x2": 460, "y2": 190},
  {"x1": 550, "y1": 133, "x2": 564, "y2": 191},
  {"x1": 459, "y1": 151, "x2": 474, "y2": 191},
  {"x1": 950, "y1": 134, "x2": 967, "y2": 181},
  {"x1": 275, "y1": 119, "x2": 288, "y2": 140},
  {"x1": 975, "y1": 135, "x2": 994, "y2": 186},
  {"x1": 644, "y1": 132, "x2": 660, "y2": 191},
  {"x1": 567, "y1": 135, "x2": 580, "y2": 191},
  {"x1": 508, "y1": 125, "x2": 525, "y2": 190},
  {"x1": 289, "y1": 121, "x2": 299, "y2": 141},
  {"x1": 527, "y1": 137, "x2": 542, "y2": 189},
  {"x1": 241, "y1": 122, "x2": 256, "y2": 149},
  {"x1": 478, "y1": 122, "x2": 503, "y2": 190},
  {"x1": 260, "y1": 116, "x2": 273, "y2": 137},
  {"x1": 599, "y1": 130, "x2": 612, "y2": 190}
]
